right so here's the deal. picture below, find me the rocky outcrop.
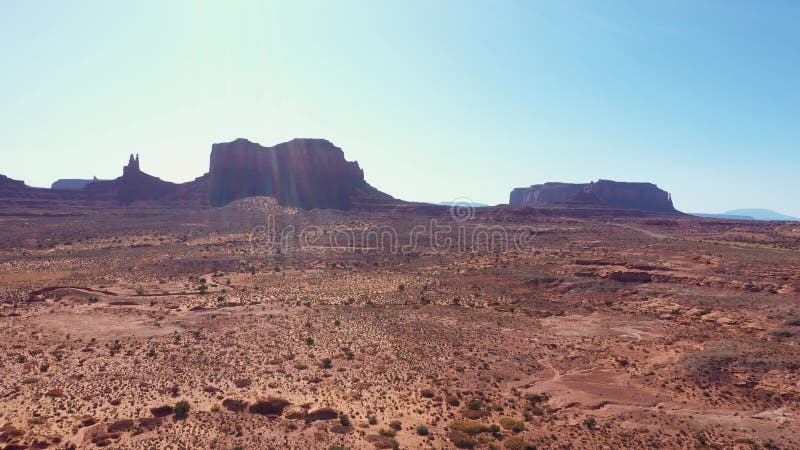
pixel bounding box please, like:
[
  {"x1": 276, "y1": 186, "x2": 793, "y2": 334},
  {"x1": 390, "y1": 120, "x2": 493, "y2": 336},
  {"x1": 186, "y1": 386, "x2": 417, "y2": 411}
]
[
  {"x1": 1, "y1": 138, "x2": 391, "y2": 211},
  {"x1": 52, "y1": 178, "x2": 99, "y2": 190},
  {"x1": 208, "y1": 138, "x2": 392, "y2": 209},
  {"x1": 510, "y1": 180, "x2": 678, "y2": 213},
  {"x1": 0, "y1": 174, "x2": 26, "y2": 191},
  {"x1": 84, "y1": 154, "x2": 181, "y2": 204}
]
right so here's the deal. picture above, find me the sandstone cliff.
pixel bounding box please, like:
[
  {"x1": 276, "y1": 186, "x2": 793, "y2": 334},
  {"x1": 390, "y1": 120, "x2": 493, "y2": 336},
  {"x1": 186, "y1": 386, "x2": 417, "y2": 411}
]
[
  {"x1": 208, "y1": 138, "x2": 392, "y2": 209},
  {"x1": 510, "y1": 182, "x2": 586, "y2": 206},
  {"x1": 510, "y1": 179, "x2": 678, "y2": 213}
]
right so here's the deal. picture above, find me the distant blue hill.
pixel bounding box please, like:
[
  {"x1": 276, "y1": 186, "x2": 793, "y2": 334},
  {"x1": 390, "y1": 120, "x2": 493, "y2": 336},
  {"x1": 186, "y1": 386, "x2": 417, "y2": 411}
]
[
  {"x1": 725, "y1": 209, "x2": 799, "y2": 221},
  {"x1": 692, "y1": 209, "x2": 799, "y2": 222},
  {"x1": 692, "y1": 213, "x2": 755, "y2": 220},
  {"x1": 438, "y1": 201, "x2": 489, "y2": 207}
]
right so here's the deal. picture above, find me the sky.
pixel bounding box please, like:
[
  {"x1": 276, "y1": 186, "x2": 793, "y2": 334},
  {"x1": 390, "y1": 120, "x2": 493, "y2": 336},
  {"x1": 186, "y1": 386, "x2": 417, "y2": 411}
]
[{"x1": 1, "y1": 1, "x2": 798, "y2": 215}]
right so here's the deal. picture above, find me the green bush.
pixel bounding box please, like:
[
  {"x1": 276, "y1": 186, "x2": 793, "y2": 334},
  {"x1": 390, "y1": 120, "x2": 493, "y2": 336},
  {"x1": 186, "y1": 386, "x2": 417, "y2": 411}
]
[
  {"x1": 504, "y1": 436, "x2": 537, "y2": 450},
  {"x1": 450, "y1": 420, "x2": 491, "y2": 435},
  {"x1": 174, "y1": 400, "x2": 190, "y2": 420},
  {"x1": 500, "y1": 417, "x2": 525, "y2": 432},
  {"x1": 448, "y1": 430, "x2": 475, "y2": 448}
]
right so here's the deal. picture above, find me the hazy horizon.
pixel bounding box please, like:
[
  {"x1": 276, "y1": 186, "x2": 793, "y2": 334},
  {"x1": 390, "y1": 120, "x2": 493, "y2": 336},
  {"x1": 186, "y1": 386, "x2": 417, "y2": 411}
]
[{"x1": 2, "y1": 1, "x2": 798, "y2": 215}]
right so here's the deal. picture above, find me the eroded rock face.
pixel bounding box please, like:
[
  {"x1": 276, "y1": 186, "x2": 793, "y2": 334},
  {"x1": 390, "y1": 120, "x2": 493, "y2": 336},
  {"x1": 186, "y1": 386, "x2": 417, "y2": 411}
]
[
  {"x1": 585, "y1": 180, "x2": 675, "y2": 212},
  {"x1": 208, "y1": 138, "x2": 391, "y2": 209},
  {"x1": 84, "y1": 154, "x2": 181, "y2": 204},
  {"x1": 510, "y1": 182, "x2": 586, "y2": 206},
  {"x1": 510, "y1": 179, "x2": 677, "y2": 213}
]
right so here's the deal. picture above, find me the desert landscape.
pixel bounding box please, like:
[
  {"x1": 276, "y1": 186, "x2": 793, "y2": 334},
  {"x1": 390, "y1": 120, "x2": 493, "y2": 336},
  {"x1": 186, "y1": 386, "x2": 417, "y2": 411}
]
[
  {"x1": 1, "y1": 142, "x2": 799, "y2": 449},
  {"x1": 3, "y1": 3, "x2": 799, "y2": 448}
]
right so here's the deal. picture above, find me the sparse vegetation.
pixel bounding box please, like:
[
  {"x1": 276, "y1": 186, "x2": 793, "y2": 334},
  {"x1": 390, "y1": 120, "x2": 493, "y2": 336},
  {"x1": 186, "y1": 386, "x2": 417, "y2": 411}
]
[
  {"x1": 467, "y1": 400, "x2": 482, "y2": 410},
  {"x1": 499, "y1": 417, "x2": 525, "y2": 432},
  {"x1": 2, "y1": 195, "x2": 798, "y2": 449},
  {"x1": 450, "y1": 420, "x2": 493, "y2": 435},
  {"x1": 504, "y1": 436, "x2": 537, "y2": 450},
  {"x1": 173, "y1": 400, "x2": 190, "y2": 420}
]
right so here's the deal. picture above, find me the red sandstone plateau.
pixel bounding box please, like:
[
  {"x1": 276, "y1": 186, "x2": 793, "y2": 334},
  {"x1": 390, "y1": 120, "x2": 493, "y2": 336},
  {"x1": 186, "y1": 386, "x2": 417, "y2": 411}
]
[{"x1": 510, "y1": 180, "x2": 678, "y2": 213}]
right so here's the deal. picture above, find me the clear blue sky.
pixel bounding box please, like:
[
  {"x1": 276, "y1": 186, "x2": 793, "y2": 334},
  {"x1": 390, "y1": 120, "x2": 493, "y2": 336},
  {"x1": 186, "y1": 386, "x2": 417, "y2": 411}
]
[{"x1": 2, "y1": 1, "x2": 798, "y2": 215}]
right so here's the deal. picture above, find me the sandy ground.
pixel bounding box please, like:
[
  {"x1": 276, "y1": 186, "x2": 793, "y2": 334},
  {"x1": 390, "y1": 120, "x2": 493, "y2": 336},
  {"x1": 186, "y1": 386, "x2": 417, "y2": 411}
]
[{"x1": 1, "y1": 207, "x2": 799, "y2": 449}]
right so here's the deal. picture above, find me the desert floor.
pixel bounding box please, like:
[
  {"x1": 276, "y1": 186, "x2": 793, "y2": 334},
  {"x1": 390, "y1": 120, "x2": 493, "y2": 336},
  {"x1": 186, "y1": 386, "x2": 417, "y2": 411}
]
[{"x1": 1, "y1": 200, "x2": 799, "y2": 449}]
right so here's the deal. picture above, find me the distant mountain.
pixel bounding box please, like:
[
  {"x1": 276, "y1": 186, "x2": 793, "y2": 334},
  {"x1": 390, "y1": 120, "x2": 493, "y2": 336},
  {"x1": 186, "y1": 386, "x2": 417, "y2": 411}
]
[
  {"x1": 438, "y1": 201, "x2": 489, "y2": 207},
  {"x1": 692, "y1": 213, "x2": 755, "y2": 220},
  {"x1": 725, "y1": 209, "x2": 799, "y2": 221},
  {"x1": 692, "y1": 209, "x2": 799, "y2": 221},
  {"x1": 52, "y1": 178, "x2": 99, "y2": 190}
]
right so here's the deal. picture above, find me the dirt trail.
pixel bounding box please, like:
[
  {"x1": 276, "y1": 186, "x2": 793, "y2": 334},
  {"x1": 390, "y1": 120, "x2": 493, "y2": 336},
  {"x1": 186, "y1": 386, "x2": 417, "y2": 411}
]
[
  {"x1": 604, "y1": 222, "x2": 670, "y2": 239},
  {"x1": 29, "y1": 285, "x2": 118, "y2": 296},
  {"x1": 29, "y1": 285, "x2": 223, "y2": 298}
]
